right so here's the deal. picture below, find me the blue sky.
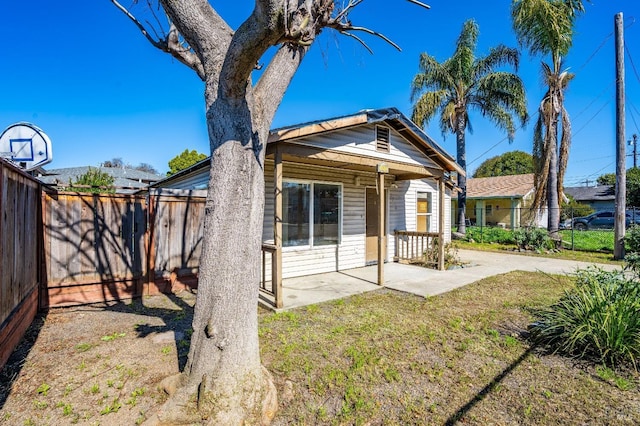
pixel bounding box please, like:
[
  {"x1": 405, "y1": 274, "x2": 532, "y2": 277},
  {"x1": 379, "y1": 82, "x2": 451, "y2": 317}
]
[{"x1": 1, "y1": 0, "x2": 638, "y2": 184}]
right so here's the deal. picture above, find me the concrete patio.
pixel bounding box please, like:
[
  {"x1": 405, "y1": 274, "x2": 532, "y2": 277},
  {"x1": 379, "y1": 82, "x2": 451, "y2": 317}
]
[{"x1": 266, "y1": 249, "x2": 620, "y2": 311}]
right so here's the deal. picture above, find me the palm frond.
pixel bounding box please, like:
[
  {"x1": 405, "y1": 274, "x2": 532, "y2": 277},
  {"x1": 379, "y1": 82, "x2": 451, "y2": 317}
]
[
  {"x1": 532, "y1": 112, "x2": 551, "y2": 212},
  {"x1": 474, "y1": 45, "x2": 520, "y2": 78},
  {"x1": 558, "y1": 105, "x2": 572, "y2": 202},
  {"x1": 474, "y1": 72, "x2": 529, "y2": 125},
  {"x1": 512, "y1": 0, "x2": 575, "y2": 60},
  {"x1": 410, "y1": 53, "x2": 454, "y2": 101},
  {"x1": 450, "y1": 19, "x2": 479, "y2": 87},
  {"x1": 411, "y1": 90, "x2": 450, "y2": 129},
  {"x1": 438, "y1": 102, "x2": 457, "y2": 137}
]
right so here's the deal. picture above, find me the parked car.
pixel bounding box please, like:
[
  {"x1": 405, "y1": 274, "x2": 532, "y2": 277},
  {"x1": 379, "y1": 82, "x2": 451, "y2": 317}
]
[{"x1": 569, "y1": 211, "x2": 640, "y2": 230}]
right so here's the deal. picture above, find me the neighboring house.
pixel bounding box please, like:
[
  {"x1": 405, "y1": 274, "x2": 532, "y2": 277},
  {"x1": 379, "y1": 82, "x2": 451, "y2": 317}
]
[
  {"x1": 37, "y1": 166, "x2": 163, "y2": 193},
  {"x1": 452, "y1": 173, "x2": 547, "y2": 229},
  {"x1": 564, "y1": 185, "x2": 615, "y2": 211},
  {"x1": 150, "y1": 107, "x2": 463, "y2": 286}
]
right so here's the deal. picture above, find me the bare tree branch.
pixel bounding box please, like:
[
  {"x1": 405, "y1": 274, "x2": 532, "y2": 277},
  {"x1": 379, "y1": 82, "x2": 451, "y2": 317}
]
[
  {"x1": 339, "y1": 31, "x2": 373, "y2": 54},
  {"x1": 111, "y1": 0, "x2": 206, "y2": 80},
  {"x1": 159, "y1": 0, "x2": 234, "y2": 82},
  {"x1": 254, "y1": 44, "x2": 308, "y2": 127},
  {"x1": 111, "y1": 0, "x2": 166, "y2": 50},
  {"x1": 407, "y1": 0, "x2": 431, "y2": 10},
  {"x1": 330, "y1": 24, "x2": 401, "y2": 52}
]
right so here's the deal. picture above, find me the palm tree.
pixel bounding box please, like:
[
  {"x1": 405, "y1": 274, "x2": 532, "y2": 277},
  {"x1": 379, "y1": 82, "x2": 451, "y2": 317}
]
[
  {"x1": 411, "y1": 19, "x2": 528, "y2": 234},
  {"x1": 511, "y1": 0, "x2": 589, "y2": 239}
]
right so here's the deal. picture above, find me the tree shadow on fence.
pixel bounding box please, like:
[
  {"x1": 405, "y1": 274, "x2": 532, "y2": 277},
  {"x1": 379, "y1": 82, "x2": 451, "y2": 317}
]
[
  {"x1": 1, "y1": 189, "x2": 207, "y2": 409},
  {"x1": 42, "y1": 191, "x2": 146, "y2": 306}
]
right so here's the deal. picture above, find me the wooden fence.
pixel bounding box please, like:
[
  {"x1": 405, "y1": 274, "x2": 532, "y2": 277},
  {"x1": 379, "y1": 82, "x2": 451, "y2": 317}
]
[
  {"x1": 0, "y1": 160, "x2": 42, "y2": 369},
  {"x1": 41, "y1": 191, "x2": 147, "y2": 307},
  {"x1": 147, "y1": 190, "x2": 206, "y2": 294},
  {"x1": 3, "y1": 185, "x2": 278, "y2": 369}
]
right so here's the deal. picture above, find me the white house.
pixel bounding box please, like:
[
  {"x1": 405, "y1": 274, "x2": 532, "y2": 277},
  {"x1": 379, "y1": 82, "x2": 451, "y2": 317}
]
[{"x1": 150, "y1": 108, "x2": 463, "y2": 305}]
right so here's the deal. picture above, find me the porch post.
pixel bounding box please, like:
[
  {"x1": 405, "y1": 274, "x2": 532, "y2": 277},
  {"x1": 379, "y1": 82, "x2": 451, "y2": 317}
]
[
  {"x1": 274, "y1": 145, "x2": 283, "y2": 308},
  {"x1": 377, "y1": 163, "x2": 388, "y2": 286},
  {"x1": 438, "y1": 178, "x2": 445, "y2": 271}
]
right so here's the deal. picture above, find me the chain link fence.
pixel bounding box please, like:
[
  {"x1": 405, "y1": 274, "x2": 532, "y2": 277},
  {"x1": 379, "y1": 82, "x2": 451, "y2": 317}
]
[{"x1": 456, "y1": 206, "x2": 640, "y2": 253}]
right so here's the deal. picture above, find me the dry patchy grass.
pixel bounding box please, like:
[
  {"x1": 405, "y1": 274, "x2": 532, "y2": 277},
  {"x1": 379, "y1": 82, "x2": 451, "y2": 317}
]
[{"x1": 1, "y1": 272, "x2": 638, "y2": 425}]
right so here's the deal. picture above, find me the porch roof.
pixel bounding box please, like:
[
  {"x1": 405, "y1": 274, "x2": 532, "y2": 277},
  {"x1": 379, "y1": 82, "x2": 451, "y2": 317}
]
[{"x1": 268, "y1": 107, "x2": 465, "y2": 177}]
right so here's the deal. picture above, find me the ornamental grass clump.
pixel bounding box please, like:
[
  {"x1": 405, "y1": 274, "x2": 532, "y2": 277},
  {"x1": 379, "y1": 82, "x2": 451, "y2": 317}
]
[{"x1": 529, "y1": 267, "x2": 640, "y2": 368}]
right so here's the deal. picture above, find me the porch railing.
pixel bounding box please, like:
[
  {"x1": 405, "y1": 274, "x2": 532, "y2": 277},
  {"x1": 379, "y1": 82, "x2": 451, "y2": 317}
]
[
  {"x1": 393, "y1": 231, "x2": 440, "y2": 264},
  {"x1": 260, "y1": 243, "x2": 281, "y2": 309}
]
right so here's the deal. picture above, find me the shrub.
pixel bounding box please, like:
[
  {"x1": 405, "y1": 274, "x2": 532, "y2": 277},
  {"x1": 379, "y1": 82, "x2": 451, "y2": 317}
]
[
  {"x1": 561, "y1": 195, "x2": 594, "y2": 221},
  {"x1": 624, "y1": 252, "x2": 640, "y2": 279},
  {"x1": 422, "y1": 239, "x2": 460, "y2": 269},
  {"x1": 625, "y1": 225, "x2": 640, "y2": 254},
  {"x1": 68, "y1": 167, "x2": 115, "y2": 194},
  {"x1": 529, "y1": 267, "x2": 640, "y2": 368},
  {"x1": 513, "y1": 227, "x2": 550, "y2": 251}
]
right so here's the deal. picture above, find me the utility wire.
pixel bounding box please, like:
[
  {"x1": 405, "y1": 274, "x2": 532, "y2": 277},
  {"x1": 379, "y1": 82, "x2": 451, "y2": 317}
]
[
  {"x1": 629, "y1": 101, "x2": 640, "y2": 136},
  {"x1": 625, "y1": 45, "x2": 640, "y2": 86},
  {"x1": 572, "y1": 81, "x2": 614, "y2": 120},
  {"x1": 467, "y1": 28, "x2": 616, "y2": 167},
  {"x1": 573, "y1": 96, "x2": 614, "y2": 137}
]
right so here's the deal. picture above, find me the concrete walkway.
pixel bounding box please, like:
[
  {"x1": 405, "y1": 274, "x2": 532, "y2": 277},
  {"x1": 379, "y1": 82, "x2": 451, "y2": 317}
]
[{"x1": 277, "y1": 249, "x2": 620, "y2": 310}]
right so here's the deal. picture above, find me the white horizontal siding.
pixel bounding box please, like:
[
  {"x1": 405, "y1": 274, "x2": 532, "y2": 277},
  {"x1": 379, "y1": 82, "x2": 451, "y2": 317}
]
[
  {"x1": 294, "y1": 124, "x2": 440, "y2": 169},
  {"x1": 387, "y1": 178, "x2": 451, "y2": 259},
  {"x1": 263, "y1": 160, "x2": 370, "y2": 278}
]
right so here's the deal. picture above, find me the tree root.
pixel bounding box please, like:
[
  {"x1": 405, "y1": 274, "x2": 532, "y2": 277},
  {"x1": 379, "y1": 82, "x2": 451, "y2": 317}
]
[{"x1": 143, "y1": 366, "x2": 278, "y2": 425}]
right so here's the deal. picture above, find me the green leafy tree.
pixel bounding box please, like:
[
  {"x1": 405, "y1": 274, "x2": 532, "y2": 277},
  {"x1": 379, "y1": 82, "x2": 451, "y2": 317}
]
[
  {"x1": 598, "y1": 168, "x2": 640, "y2": 207},
  {"x1": 473, "y1": 150, "x2": 533, "y2": 178},
  {"x1": 512, "y1": 0, "x2": 590, "y2": 239},
  {"x1": 411, "y1": 19, "x2": 528, "y2": 234},
  {"x1": 69, "y1": 167, "x2": 115, "y2": 194},
  {"x1": 560, "y1": 195, "x2": 594, "y2": 221},
  {"x1": 167, "y1": 149, "x2": 207, "y2": 176}
]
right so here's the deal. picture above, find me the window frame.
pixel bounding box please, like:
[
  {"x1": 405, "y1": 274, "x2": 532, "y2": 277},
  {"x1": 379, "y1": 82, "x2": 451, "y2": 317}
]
[
  {"x1": 416, "y1": 191, "x2": 432, "y2": 233},
  {"x1": 281, "y1": 178, "x2": 343, "y2": 250}
]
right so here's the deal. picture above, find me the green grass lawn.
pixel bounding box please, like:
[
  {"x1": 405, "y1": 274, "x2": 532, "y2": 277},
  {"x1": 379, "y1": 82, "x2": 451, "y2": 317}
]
[
  {"x1": 260, "y1": 272, "x2": 638, "y2": 424},
  {"x1": 454, "y1": 240, "x2": 620, "y2": 264},
  {"x1": 560, "y1": 229, "x2": 615, "y2": 253}
]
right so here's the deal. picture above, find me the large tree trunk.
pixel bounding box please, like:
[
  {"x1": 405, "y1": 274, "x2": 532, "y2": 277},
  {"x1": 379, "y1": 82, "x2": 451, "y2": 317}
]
[
  {"x1": 456, "y1": 113, "x2": 467, "y2": 234},
  {"x1": 150, "y1": 99, "x2": 277, "y2": 425}
]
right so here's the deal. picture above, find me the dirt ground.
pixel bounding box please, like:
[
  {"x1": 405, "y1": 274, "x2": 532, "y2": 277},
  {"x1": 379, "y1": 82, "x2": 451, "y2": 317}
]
[
  {"x1": 0, "y1": 291, "x2": 197, "y2": 425},
  {"x1": 1, "y1": 274, "x2": 639, "y2": 425}
]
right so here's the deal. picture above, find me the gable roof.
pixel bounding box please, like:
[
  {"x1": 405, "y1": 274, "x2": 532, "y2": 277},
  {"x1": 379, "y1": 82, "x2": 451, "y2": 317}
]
[
  {"x1": 465, "y1": 174, "x2": 534, "y2": 198},
  {"x1": 151, "y1": 107, "x2": 463, "y2": 189},
  {"x1": 564, "y1": 185, "x2": 614, "y2": 202},
  {"x1": 268, "y1": 107, "x2": 464, "y2": 176}
]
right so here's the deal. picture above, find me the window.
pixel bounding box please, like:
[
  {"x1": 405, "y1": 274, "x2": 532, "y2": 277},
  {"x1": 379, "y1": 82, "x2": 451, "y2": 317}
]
[
  {"x1": 314, "y1": 184, "x2": 340, "y2": 245},
  {"x1": 485, "y1": 204, "x2": 493, "y2": 216},
  {"x1": 282, "y1": 181, "x2": 341, "y2": 247},
  {"x1": 283, "y1": 182, "x2": 310, "y2": 246},
  {"x1": 416, "y1": 192, "x2": 432, "y2": 232},
  {"x1": 376, "y1": 126, "x2": 390, "y2": 152}
]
